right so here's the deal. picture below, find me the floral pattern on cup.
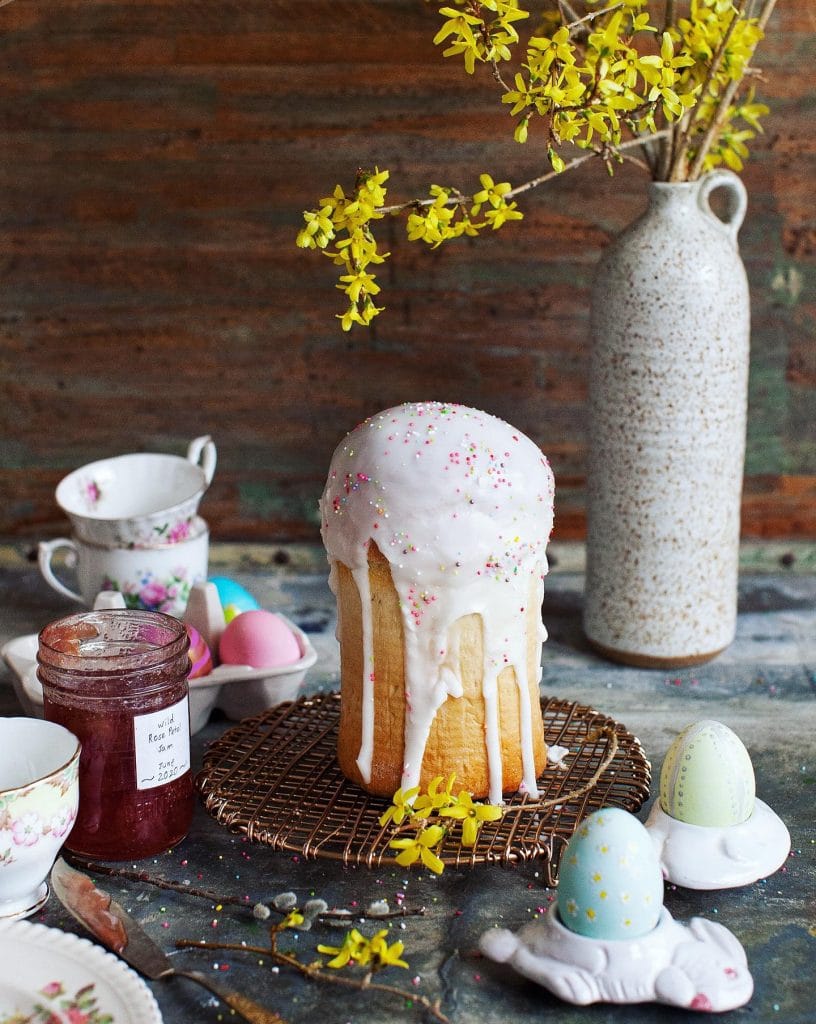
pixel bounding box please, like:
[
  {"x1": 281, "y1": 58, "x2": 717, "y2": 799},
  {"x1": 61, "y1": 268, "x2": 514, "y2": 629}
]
[
  {"x1": 97, "y1": 515, "x2": 198, "y2": 551},
  {"x1": 56, "y1": 437, "x2": 216, "y2": 550},
  {"x1": 0, "y1": 979, "x2": 114, "y2": 1024},
  {"x1": 0, "y1": 760, "x2": 79, "y2": 868},
  {"x1": 79, "y1": 477, "x2": 103, "y2": 511},
  {"x1": 102, "y1": 569, "x2": 193, "y2": 615},
  {"x1": 38, "y1": 528, "x2": 208, "y2": 616}
]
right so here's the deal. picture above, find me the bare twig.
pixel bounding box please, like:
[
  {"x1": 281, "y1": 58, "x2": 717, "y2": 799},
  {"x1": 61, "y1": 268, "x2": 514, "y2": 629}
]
[
  {"x1": 566, "y1": 1, "x2": 624, "y2": 32},
  {"x1": 63, "y1": 855, "x2": 251, "y2": 906},
  {"x1": 755, "y1": 0, "x2": 780, "y2": 31},
  {"x1": 558, "y1": 0, "x2": 583, "y2": 27},
  {"x1": 663, "y1": 0, "x2": 676, "y2": 35},
  {"x1": 376, "y1": 129, "x2": 669, "y2": 222},
  {"x1": 489, "y1": 55, "x2": 512, "y2": 93},
  {"x1": 512, "y1": 726, "x2": 620, "y2": 815},
  {"x1": 618, "y1": 149, "x2": 652, "y2": 173},
  {"x1": 656, "y1": 118, "x2": 681, "y2": 181},
  {"x1": 506, "y1": 130, "x2": 671, "y2": 199}
]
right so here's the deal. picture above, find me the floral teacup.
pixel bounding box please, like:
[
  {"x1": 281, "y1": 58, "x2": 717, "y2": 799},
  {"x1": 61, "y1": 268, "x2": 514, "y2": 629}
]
[
  {"x1": 0, "y1": 717, "x2": 80, "y2": 919},
  {"x1": 38, "y1": 518, "x2": 209, "y2": 617},
  {"x1": 55, "y1": 435, "x2": 216, "y2": 549}
]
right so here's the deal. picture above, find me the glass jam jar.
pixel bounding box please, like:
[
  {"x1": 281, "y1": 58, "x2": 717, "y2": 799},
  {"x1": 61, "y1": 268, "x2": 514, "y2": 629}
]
[{"x1": 37, "y1": 610, "x2": 194, "y2": 861}]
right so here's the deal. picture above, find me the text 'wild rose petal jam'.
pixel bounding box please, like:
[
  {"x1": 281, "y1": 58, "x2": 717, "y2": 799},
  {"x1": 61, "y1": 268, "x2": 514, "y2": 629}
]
[{"x1": 37, "y1": 610, "x2": 194, "y2": 860}]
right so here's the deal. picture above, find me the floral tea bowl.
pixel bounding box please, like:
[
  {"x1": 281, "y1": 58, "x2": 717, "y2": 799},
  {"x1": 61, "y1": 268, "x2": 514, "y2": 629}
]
[
  {"x1": 55, "y1": 435, "x2": 216, "y2": 549},
  {"x1": 38, "y1": 518, "x2": 209, "y2": 618},
  {"x1": 0, "y1": 717, "x2": 80, "y2": 919}
]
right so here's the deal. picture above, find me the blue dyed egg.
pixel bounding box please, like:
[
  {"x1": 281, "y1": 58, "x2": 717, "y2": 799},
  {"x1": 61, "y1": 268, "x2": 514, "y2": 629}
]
[
  {"x1": 558, "y1": 808, "x2": 663, "y2": 941},
  {"x1": 208, "y1": 576, "x2": 261, "y2": 614}
]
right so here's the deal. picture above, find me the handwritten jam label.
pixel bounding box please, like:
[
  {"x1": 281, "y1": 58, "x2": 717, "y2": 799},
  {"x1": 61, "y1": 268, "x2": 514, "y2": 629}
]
[{"x1": 133, "y1": 696, "x2": 190, "y2": 790}]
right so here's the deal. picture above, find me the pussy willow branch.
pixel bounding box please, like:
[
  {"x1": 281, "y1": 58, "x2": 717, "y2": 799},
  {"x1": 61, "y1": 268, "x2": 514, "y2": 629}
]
[
  {"x1": 177, "y1": 928, "x2": 452, "y2": 1024},
  {"x1": 667, "y1": 0, "x2": 748, "y2": 181},
  {"x1": 688, "y1": 0, "x2": 779, "y2": 179},
  {"x1": 63, "y1": 853, "x2": 426, "y2": 922}
]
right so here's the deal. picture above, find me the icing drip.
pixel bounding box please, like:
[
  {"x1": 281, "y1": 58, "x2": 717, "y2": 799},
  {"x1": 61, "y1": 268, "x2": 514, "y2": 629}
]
[
  {"x1": 482, "y1": 664, "x2": 503, "y2": 805},
  {"x1": 351, "y1": 563, "x2": 376, "y2": 783},
  {"x1": 321, "y1": 402, "x2": 555, "y2": 802},
  {"x1": 519, "y1": 573, "x2": 547, "y2": 792}
]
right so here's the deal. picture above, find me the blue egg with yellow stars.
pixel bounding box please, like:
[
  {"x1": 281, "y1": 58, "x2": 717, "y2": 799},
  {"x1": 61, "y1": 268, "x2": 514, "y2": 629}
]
[
  {"x1": 208, "y1": 576, "x2": 261, "y2": 614},
  {"x1": 558, "y1": 808, "x2": 664, "y2": 941}
]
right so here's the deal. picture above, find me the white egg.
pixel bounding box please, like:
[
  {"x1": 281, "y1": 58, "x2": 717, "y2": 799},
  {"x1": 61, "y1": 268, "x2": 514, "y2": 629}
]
[{"x1": 659, "y1": 720, "x2": 755, "y2": 827}]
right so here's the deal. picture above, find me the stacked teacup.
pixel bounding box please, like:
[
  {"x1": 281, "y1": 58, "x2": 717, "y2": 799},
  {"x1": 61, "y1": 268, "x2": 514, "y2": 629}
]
[{"x1": 38, "y1": 436, "x2": 215, "y2": 618}]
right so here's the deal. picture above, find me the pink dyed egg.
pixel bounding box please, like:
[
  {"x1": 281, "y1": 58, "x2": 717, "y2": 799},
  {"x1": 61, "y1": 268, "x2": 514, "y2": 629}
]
[
  {"x1": 218, "y1": 610, "x2": 301, "y2": 668},
  {"x1": 185, "y1": 624, "x2": 213, "y2": 678}
]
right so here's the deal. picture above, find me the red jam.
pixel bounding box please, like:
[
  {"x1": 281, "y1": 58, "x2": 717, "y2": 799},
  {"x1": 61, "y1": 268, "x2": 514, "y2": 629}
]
[{"x1": 38, "y1": 610, "x2": 194, "y2": 861}]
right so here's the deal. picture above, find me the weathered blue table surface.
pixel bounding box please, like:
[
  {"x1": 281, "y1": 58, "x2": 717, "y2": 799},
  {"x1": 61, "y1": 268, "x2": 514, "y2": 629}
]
[{"x1": 1, "y1": 541, "x2": 814, "y2": 1024}]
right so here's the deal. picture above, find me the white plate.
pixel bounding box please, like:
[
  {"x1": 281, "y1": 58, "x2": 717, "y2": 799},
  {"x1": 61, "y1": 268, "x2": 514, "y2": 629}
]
[{"x1": 0, "y1": 918, "x2": 162, "y2": 1023}]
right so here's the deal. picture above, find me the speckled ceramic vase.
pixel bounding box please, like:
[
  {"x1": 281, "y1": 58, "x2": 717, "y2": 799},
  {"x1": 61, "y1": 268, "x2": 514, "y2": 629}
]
[{"x1": 584, "y1": 170, "x2": 749, "y2": 668}]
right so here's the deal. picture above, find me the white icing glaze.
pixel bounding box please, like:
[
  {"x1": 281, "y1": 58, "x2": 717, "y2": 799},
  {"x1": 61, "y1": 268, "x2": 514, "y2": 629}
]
[{"x1": 320, "y1": 402, "x2": 555, "y2": 802}]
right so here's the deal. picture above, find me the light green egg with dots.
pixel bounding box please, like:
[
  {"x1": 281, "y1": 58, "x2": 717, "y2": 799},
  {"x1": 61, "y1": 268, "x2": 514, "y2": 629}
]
[{"x1": 659, "y1": 720, "x2": 755, "y2": 827}]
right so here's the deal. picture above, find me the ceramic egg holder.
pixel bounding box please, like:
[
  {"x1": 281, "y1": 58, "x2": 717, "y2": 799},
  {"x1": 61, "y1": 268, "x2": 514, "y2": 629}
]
[
  {"x1": 183, "y1": 580, "x2": 296, "y2": 681},
  {"x1": 180, "y1": 580, "x2": 317, "y2": 723},
  {"x1": 4, "y1": 584, "x2": 316, "y2": 732},
  {"x1": 645, "y1": 720, "x2": 791, "y2": 890},
  {"x1": 183, "y1": 579, "x2": 230, "y2": 654},
  {"x1": 480, "y1": 808, "x2": 754, "y2": 1013}
]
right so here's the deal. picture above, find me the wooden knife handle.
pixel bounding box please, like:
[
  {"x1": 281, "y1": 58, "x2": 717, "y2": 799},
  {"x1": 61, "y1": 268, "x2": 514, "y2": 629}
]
[{"x1": 175, "y1": 970, "x2": 286, "y2": 1024}]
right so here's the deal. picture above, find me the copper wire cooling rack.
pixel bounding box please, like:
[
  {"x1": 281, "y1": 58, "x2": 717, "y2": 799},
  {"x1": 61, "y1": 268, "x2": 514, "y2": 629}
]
[{"x1": 197, "y1": 692, "x2": 651, "y2": 885}]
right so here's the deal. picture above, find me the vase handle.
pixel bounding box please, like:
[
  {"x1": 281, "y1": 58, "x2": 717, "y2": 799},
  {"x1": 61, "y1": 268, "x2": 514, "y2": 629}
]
[{"x1": 697, "y1": 170, "x2": 747, "y2": 247}]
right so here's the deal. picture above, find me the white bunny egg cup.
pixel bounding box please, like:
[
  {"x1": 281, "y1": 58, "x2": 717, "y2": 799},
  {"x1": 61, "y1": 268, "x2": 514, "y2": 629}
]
[
  {"x1": 645, "y1": 799, "x2": 791, "y2": 890},
  {"x1": 480, "y1": 905, "x2": 753, "y2": 1012}
]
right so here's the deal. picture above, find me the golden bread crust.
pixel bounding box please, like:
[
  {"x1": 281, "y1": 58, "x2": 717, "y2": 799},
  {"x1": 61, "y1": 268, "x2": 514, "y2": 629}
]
[{"x1": 336, "y1": 544, "x2": 547, "y2": 798}]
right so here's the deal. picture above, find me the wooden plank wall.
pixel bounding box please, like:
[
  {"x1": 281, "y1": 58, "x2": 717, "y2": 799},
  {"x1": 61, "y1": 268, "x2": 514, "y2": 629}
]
[{"x1": 0, "y1": 1, "x2": 813, "y2": 543}]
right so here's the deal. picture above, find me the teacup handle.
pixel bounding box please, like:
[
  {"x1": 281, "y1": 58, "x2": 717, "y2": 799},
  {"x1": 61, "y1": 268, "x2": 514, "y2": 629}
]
[
  {"x1": 187, "y1": 435, "x2": 217, "y2": 486},
  {"x1": 38, "y1": 538, "x2": 84, "y2": 604}
]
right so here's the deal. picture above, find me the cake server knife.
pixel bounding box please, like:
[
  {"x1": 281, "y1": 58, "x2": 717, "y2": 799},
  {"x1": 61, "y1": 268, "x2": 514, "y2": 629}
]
[{"x1": 50, "y1": 857, "x2": 283, "y2": 1024}]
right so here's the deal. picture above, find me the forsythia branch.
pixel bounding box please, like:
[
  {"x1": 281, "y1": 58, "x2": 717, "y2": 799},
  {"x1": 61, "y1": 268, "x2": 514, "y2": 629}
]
[{"x1": 297, "y1": 0, "x2": 776, "y2": 329}]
